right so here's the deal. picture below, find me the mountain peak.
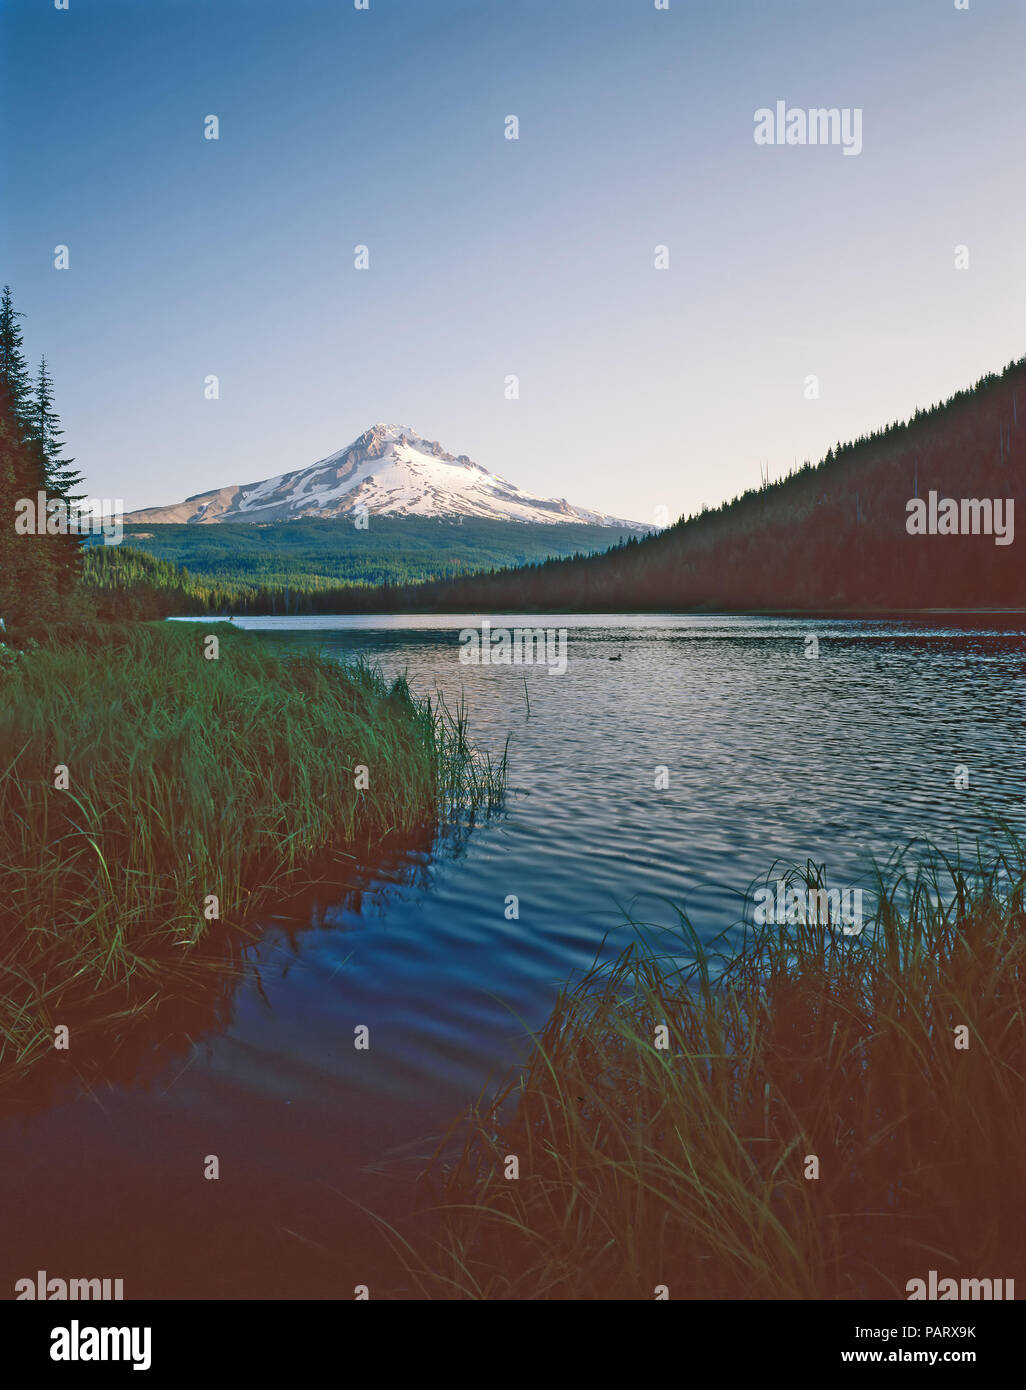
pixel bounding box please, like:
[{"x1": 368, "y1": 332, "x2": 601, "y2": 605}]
[{"x1": 365, "y1": 422, "x2": 416, "y2": 437}]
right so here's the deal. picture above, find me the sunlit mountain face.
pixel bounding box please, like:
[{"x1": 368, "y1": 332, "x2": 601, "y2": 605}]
[{"x1": 125, "y1": 423, "x2": 648, "y2": 528}]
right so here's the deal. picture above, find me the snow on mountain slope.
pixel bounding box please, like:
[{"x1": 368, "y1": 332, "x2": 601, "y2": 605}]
[{"x1": 124, "y1": 425, "x2": 647, "y2": 528}]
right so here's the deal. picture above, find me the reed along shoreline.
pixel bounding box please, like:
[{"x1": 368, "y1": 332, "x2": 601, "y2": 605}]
[
  {"x1": 0, "y1": 620, "x2": 506, "y2": 1083},
  {"x1": 396, "y1": 848, "x2": 1026, "y2": 1299}
]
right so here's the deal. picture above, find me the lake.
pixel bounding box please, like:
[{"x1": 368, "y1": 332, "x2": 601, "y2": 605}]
[{"x1": 2, "y1": 613, "x2": 1024, "y2": 1297}]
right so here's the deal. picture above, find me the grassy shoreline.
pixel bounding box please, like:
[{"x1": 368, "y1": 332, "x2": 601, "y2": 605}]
[
  {"x1": 0, "y1": 620, "x2": 505, "y2": 1076},
  {"x1": 397, "y1": 847, "x2": 1026, "y2": 1299}
]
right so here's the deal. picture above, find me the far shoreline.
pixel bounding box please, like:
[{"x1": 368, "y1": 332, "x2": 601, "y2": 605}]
[{"x1": 166, "y1": 607, "x2": 1026, "y2": 623}]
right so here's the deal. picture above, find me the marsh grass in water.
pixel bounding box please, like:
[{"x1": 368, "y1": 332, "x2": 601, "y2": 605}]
[
  {"x1": 394, "y1": 844, "x2": 1026, "y2": 1299},
  {"x1": 0, "y1": 621, "x2": 506, "y2": 1078}
]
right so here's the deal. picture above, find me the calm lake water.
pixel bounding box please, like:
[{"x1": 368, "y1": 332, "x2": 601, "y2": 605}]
[{"x1": 3, "y1": 614, "x2": 1025, "y2": 1298}]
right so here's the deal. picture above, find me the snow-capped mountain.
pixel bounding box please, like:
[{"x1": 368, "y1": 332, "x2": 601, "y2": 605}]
[{"x1": 125, "y1": 425, "x2": 647, "y2": 528}]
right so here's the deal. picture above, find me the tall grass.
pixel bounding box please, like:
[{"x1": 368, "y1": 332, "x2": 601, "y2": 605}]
[
  {"x1": 399, "y1": 845, "x2": 1026, "y2": 1299},
  {"x1": 0, "y1": 621, "x2": 505, "y2": 1072}
]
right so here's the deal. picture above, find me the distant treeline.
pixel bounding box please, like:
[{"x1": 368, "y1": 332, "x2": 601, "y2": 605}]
[
  {"x1": 95, "y1": 516, "x2": 642, "y2": 593},
  {"x1": 85, "y1": 355, "x2": 1026, "y2": 617},
  {"x1": 80, "y1": 546, "x2": 215, "y2": 620}
]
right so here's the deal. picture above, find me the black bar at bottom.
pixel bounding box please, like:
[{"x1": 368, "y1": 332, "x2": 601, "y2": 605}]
[{"x1": 1, "y1": 1297, "x2": 1020, "y2": 1377}]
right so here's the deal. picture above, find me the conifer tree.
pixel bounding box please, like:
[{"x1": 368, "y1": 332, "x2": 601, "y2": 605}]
[
  {"x1": 27, "y1": 355, "x2": 85, "y2": 592},
  {"x1": 32, "y1": 356, "x2": 83, "y2": 500},
  {"x1": 0, "y1": 284, "x2": 31, "y2": 422}
]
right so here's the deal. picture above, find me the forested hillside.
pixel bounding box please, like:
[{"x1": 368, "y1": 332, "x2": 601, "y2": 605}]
[
  {"x1": 397, "y1": 357, "x2": 1024, "y2": 614},
  {"x1": 89, "y1": 355, "x2": 1024, "y2": 617},
  {"x1": 98, "y1": 515, "x2": 644, "y2": 592}
]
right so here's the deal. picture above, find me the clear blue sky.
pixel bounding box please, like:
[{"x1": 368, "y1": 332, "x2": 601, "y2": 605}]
[{"x1": 2, "y1": 0, "x2": 1023, "y2": 523}]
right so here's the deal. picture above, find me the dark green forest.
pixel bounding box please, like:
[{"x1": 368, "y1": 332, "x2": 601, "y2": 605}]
[
  {"x1": 404, "y1": 355, "x2": 1025, "y2": 614},
  {"x1": 96, "y1": 515, "x2": 644, "y2": 592}
]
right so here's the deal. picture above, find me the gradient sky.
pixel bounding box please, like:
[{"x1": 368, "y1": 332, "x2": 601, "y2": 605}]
[{"x1": 2, "y1": 0, "x2": 1024, "y2": 524}]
